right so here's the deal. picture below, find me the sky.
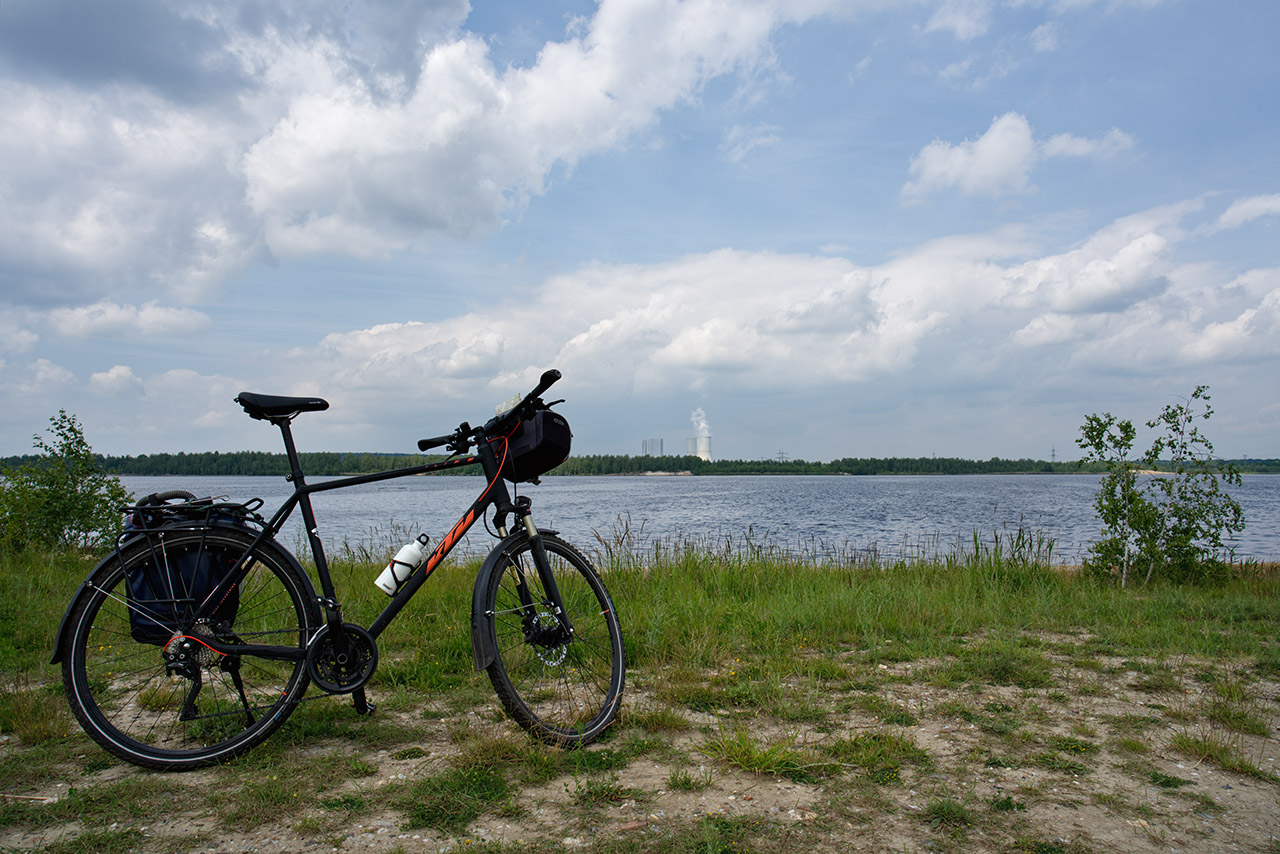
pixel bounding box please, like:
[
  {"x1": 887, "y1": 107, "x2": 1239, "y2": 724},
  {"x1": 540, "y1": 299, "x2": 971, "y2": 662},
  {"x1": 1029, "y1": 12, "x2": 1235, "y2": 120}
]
[{"x1": 1, "y1": 0, "x2": 1278, "y2": 462}]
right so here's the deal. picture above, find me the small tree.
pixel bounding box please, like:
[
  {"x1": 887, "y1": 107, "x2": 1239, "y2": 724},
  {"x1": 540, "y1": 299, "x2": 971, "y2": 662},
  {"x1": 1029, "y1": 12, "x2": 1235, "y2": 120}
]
[
  {"x1": 0, "y1": 411, "x2": 132, "y2": 553},
  {"x1": 1076, "y1": 412, "x2": 1160, "y2": 587},
  {"x1": 1077, "y1": 387, "x2": 1245, "y2": 586},
  {"x1": 1142, "y1": 386, "x2": 1244, "y2": 583}
]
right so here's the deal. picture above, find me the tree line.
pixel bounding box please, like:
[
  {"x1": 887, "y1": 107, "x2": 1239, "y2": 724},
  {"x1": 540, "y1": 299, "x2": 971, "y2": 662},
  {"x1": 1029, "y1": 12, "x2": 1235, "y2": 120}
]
[{"x1": 4, "y1": 449, "x2": 1276, "y2": 478}]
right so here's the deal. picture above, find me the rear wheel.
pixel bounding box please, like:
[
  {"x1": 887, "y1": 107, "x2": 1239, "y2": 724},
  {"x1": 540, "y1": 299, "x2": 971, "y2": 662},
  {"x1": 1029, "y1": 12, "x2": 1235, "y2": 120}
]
[
  {"x1": 61, "y1": 527, "x2": 315, "y2": 770},
  {"x1": 482, "y1": 534, "x2": 625, "y2": 746}
]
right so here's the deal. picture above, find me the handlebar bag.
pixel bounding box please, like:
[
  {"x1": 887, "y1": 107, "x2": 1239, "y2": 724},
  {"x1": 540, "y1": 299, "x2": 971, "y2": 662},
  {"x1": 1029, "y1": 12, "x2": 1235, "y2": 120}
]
[
  {"x1": 499, "y1": 409, "x2": 572, "y2": 482},
  {"x1": 121, "y1": 498, "x2": 247, "y2": 645}
]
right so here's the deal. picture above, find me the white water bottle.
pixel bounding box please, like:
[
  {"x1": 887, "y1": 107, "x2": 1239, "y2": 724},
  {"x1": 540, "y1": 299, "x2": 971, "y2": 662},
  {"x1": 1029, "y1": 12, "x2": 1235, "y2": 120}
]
[{"x1": 375, "y1": 534, "x2": 430, "y2": 595}]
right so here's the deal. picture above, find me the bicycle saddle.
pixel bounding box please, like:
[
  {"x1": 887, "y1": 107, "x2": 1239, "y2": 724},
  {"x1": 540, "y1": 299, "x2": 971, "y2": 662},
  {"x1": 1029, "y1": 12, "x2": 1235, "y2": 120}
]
[{"x1": 235, "y1": 392, "x2": 329, "y2": 420}]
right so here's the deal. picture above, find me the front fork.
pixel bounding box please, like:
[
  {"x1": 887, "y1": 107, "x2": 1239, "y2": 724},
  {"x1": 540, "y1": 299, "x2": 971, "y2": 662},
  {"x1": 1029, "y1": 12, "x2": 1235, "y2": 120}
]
[{"x1": 498, "y1": 500, "x2": 576, "y2": 644}]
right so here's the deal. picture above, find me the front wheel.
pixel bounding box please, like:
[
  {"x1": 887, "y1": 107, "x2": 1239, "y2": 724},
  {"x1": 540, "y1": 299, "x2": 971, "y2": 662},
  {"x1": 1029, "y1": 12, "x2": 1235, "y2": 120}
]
[{"x1": 481, "y1": 534, "x2": 624, "y2": 746}]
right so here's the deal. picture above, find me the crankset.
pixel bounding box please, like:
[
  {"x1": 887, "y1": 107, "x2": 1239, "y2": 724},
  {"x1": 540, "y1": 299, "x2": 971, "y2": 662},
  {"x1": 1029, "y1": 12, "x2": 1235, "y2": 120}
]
[{"x1": 306, "y1": 624, "x2": 379, "y2": 694}]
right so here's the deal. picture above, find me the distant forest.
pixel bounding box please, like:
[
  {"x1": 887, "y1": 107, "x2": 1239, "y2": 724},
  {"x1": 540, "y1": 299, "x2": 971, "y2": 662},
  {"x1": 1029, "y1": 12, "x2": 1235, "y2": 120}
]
[{"x1": 4, "y1": 451, "x2": 1277, "y2": 477}]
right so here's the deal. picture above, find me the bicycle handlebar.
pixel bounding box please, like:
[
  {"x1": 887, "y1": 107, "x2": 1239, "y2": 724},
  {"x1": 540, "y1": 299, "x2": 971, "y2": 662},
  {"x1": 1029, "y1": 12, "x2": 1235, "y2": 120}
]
[{"x1": 416, "y1": 369, "x2": 562, "y2": 454}]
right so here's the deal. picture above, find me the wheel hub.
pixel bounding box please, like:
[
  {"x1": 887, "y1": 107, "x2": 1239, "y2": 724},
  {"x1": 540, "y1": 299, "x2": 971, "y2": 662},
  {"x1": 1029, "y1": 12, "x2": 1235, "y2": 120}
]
[
  {"x1": 526, "y1": 611, "x2": 569, "y2": 665},
  {"x1": 163, "y1": 624, "x2": 220, "y2": 677}
]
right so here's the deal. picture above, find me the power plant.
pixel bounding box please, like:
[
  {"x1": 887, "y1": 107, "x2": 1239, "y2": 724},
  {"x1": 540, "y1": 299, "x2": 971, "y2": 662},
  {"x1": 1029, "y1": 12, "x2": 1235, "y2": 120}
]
[
  {"x1": 688, "y1": 408, "x2": 712, "y2": 462},
  {"x1": 686, "y1": 436, "x2": 712, "y2": 462},
  {"x1": 640, "y1": 408, "x2": 713, "y2": 461}
]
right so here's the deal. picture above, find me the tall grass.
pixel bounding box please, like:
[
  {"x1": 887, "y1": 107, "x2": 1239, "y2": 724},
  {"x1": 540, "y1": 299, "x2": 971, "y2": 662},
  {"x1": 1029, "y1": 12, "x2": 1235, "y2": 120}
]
[{"x1": 5, "y1": 525, "x2": 1278, "y2": 703}]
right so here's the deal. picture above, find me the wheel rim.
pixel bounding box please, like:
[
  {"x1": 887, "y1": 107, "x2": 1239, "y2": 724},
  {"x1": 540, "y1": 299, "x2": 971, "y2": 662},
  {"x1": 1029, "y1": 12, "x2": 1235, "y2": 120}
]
[
  {"x1": 69, "y1": 532, "x2": 310, "y2": 763},
  {"x1": 489, "y1": 541, "x2": 623, "y2": 739}
]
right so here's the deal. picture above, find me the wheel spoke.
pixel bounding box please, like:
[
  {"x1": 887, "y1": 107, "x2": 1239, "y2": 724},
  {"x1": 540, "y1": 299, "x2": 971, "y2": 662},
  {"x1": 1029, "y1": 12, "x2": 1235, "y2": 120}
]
[
  {"x1": 484, "y1": 534, "x2": 624, "y2": 746},
  {"x1": 62, "y1": 528, "x2": 313, "y2": 769}
]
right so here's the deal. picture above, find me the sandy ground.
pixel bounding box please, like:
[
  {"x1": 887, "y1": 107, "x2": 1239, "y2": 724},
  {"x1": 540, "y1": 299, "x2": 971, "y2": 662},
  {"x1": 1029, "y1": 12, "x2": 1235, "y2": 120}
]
[{"x1": 4, "y1": 645, "x2": 1278, "y2": 853}]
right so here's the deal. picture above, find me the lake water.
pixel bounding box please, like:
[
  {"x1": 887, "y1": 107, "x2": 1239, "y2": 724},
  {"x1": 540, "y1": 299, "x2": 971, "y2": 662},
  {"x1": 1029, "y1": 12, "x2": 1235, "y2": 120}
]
[{"x1": 118, "y1": 473, "x2": 1280, "y2": 564}]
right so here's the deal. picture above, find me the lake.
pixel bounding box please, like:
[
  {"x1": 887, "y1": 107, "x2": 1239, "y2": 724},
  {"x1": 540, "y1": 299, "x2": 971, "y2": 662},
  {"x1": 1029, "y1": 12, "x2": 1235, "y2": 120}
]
[{"x1": 117, "y1": 473, "x2": 1280, "y2": 564}]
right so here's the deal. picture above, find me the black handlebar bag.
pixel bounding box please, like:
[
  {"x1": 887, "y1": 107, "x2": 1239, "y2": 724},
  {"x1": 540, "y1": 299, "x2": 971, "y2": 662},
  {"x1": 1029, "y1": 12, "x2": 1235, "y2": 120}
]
[{"x1": 499, "y1": 410, "x2": 572, "y2": 482}]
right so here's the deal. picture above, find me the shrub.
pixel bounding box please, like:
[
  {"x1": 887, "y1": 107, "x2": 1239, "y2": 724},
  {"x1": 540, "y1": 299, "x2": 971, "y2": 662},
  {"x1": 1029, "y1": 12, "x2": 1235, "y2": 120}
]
[
  {"x1": 1077, "y1": 387, "x2": 1244, "y2": 586},
  {"x1": 0, "y1": 411, "x2": 131, "y2": 553}
]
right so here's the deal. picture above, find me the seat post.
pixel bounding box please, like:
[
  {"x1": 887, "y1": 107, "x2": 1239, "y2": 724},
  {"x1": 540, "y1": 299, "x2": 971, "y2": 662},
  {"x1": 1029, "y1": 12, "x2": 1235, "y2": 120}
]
[
  {"x1": 272, "y1": 417, "x2": 337, "y2": 605},
  {"x1": 272, "y1": 417, "x2": 307, "y2": 486}
]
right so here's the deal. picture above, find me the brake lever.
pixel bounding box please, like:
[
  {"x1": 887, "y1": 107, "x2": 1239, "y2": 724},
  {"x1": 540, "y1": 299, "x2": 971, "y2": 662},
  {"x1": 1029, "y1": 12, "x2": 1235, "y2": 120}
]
[{"x1": 447, "y1": 422, "x2": 473, "y2": 454}]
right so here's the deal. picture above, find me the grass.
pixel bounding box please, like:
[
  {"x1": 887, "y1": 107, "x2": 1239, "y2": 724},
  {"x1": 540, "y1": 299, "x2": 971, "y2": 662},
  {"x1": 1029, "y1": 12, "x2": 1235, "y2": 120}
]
[
  {"x1": 1169, "y1": 730, "x2": 1280, "y2": 782},
  {"x1": 824, "y1": 729, "x2": 932, "y2": 784},
  {"x1": 397, "y1": 764, "x2": 512, "y2": 833},
  {"x1": 924, "y1": 797, "x2": 975, "y2": 833},
  {"x1": 3, "y1": 538, "x2": 1279, "y2": 853},
  {"x1": 698, "y1": 725, "x2": 827, "y2": 783}
]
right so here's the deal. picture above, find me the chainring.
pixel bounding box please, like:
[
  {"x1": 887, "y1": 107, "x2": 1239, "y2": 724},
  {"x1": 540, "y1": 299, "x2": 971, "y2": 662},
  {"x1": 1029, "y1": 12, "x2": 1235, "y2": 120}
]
[{"x1": 306, "y1": 624, "x2": 379, "y2": 694}]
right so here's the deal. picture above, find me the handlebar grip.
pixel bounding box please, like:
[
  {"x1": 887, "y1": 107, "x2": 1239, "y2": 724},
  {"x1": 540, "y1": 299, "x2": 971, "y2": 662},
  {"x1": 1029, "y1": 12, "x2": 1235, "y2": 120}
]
[
  {"x1": 417, "y1": 435, "x2": 453, "y2": 452},
  {"x1": 532, "y1": 368, "x2": 562, "y2": 398}
]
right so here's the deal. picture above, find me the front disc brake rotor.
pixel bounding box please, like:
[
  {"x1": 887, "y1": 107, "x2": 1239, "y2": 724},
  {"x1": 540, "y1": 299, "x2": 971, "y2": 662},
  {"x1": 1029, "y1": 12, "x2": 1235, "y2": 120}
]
[{"x1": 529, "y1": 611, "x2": 568, "y2": 666}]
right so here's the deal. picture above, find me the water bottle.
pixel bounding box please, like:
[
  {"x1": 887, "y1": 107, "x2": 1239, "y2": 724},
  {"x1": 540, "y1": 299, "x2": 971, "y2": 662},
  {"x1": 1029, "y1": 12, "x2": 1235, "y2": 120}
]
[{"x1": 375, "y1": 534, "x2": 430, "y2": 595}]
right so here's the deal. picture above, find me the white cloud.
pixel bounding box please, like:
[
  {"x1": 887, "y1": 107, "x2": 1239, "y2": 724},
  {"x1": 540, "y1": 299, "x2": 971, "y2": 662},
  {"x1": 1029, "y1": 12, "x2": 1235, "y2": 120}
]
[
  {"x1": 1208, "y1": 194, "x2": 1280, "y2": 232},
  {"x1": 90, "y1": 365, "x2": 145, "y2": 396},
  {"x1": 721, "y1": 124, "x2": 783, "y2": 162},
  {"x1": 903, "y1": 112, "x2": 1135, "y2": 197},
  {"x1": 5, "y1": 196, "x2": 1273, "y2": 457},
  {"x1": 0, "y1": 357, "x2": 77, "y2": 398},
  {"x1": 0, "y1": 80, "x2": 263, "y2": 302},
  {"x1": 1041, "y1": 127, "x2": 1134, "y2": 158},
  {"x1": 285, "y1": 200, "x2": 1277, "y2": 415},
  {"x1": 925, "y1": 0, "x2": 994, "y2": 40},
  {"x1": 2, "y1": 0, "x2": 848, "y2": 301},
  {"x1": 1182, "y1": 288, "x2": 1280, "y2": 362},
  {"x1": 242, "y1": 0, "x2": 837, "y2": 256},
  {"x1": 47, "y1": 301, "x2": 211, "y2": 338},
  {"x1": 904, "y1": 112, "x2": 1038, "y2": 197},
  {"x1": 1029, "y1": 22, "x2": 1060, "y2": 51},
  {"x1": 282, "y1": 201, "x2": 1280, "y2": 414},
  {"x1": 0, "y1": 317, "x2": 38, "y2": 354}
]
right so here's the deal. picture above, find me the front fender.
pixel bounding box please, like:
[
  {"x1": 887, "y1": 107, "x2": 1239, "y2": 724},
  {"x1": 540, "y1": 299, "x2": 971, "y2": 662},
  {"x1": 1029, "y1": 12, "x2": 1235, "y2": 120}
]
[{"x1": 470, "y1": 528, "x2": 559, "y2": 671}]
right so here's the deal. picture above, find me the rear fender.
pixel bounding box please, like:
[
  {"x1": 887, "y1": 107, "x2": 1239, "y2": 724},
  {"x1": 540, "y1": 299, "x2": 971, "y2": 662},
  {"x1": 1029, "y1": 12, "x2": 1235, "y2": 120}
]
[{"x1": 51, "y1": 526, "x2": 316, "y2": 664}]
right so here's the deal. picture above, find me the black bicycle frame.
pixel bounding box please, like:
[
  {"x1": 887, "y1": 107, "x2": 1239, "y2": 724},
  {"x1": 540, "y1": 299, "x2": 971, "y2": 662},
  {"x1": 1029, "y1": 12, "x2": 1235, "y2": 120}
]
[{"x1": 189, "y1": 416, "x2": 533, "y2": 662}]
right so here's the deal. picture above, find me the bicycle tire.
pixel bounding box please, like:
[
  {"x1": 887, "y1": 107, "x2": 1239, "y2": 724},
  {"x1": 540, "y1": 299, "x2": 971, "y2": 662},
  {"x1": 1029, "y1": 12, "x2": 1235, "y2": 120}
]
[
  {"x1": 481, "y1": 533, "x2": 624, "y2": 746},
  {"x1": 61, "y1": 526, "x2": 315, "y2": 770}
]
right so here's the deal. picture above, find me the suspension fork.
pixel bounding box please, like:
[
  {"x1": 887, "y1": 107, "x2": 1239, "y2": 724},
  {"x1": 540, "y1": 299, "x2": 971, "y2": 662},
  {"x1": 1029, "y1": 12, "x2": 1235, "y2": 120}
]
[{"x1": 497, "y1": 499, "x2": 576, "y2": 641}]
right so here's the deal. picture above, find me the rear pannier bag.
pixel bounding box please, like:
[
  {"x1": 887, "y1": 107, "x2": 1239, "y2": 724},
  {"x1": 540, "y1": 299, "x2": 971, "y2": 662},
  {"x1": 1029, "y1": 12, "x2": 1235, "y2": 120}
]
[
  {"x1": 499, "y1": 409, "x2": 572, "y2": 482},
  {"x1": 121, "y1": 494, "x2": 248, "y2": 645}
]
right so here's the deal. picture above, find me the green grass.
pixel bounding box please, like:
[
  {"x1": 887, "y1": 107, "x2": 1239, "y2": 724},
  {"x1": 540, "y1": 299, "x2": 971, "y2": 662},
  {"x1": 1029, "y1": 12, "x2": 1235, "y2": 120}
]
[
  {"x1": 698, "y1": 725, "x2": 827, "y2": 783},
  {"x1": 1148, "y1": 771, "x2": 1195, "y2": 789},
  {"x1": 5, "y1": 538, "x2": 1279, "y2": 853},
  {"x1": 397, "y1": 764, "x2": 513, "y2": 833},
  {"x1": 990, "y1": 793, "x2": 1027, "y2": 811},
  {"x1": 924, "y1": 797, "x2": 974, "y2": 829},
  {"x1": 824, "y1": 729, "x2": 932, "y2": 784},
  {"x1": 1169, "y1": 731, "x2": 1280, "y2": 782}
]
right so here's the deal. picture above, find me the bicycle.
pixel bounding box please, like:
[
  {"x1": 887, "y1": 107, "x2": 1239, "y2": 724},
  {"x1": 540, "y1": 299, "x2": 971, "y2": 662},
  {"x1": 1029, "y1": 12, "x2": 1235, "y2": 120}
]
[{"x1": 53, "y1": 369, "x2": 626, "y2": 770}]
